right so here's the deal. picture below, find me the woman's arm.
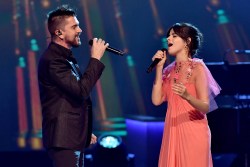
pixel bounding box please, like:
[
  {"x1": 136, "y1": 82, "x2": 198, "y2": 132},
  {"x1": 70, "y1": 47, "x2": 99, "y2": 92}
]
[{"x1": 151, "y1": 50, "x2": 167, "y2": 106}]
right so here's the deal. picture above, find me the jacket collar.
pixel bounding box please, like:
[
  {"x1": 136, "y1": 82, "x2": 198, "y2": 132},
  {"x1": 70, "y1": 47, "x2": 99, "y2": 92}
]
[{"x1": 49, "y1": 42, "x2": 73, "y2": 59}]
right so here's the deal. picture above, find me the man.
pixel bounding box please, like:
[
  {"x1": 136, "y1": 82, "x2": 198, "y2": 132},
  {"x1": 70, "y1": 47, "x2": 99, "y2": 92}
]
[{"x1": 38, "y1": 5, "x2": 109, "y2": 167}]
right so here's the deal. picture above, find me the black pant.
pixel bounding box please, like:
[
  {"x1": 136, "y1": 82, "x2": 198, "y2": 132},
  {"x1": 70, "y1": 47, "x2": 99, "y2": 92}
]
[{"x1": 48, "y1": 148, "x2": 84, "y2": 167}]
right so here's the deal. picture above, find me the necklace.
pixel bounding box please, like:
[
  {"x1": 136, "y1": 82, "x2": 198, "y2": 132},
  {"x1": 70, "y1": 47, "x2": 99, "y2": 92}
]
[{"x1": 173, "y1": 59, "x2": 193, "y2": 83}]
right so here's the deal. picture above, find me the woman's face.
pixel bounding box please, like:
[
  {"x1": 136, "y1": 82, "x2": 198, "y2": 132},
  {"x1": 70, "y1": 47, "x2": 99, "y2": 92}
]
[{"x1": 167, "y1": 29, "x2": 188, "y2": 57}]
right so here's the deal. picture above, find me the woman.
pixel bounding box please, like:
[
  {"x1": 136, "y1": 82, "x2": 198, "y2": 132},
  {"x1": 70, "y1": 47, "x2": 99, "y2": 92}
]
[{"x1": 151, "y1": 23, "x2": 221, "y2": 167}]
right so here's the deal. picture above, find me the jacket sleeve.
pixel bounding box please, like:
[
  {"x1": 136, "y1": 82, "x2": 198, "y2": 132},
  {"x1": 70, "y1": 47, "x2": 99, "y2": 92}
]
[{"x1": 49, "y1": 57, "x2": 105, "y2": 99}]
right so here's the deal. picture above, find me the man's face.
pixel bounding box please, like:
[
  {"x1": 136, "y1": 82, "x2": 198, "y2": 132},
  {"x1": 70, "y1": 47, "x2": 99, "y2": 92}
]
[{"x1": 61, "y1": 16, "x2": 82, "y2": 48}]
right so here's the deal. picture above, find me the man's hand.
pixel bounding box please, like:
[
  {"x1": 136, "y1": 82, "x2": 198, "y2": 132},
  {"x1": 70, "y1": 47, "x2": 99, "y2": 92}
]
[
  {"x1": 90, "y1": 133, "x2": 97, "y2": 144},
  {"x1": 90, "y1": 38, "x2": 109, "y2": 60}
]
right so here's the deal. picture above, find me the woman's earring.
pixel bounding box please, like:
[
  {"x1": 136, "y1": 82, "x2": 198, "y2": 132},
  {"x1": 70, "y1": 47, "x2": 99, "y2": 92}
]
[{"x1": 185, "y1": 45, "x2": 188, "y2": 54}]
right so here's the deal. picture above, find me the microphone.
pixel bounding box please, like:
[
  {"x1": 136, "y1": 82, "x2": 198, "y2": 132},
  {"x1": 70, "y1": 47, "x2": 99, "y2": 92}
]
[
  {"x1": 146, "y1": 58, "x2": 161, "y2": 73},
  {"x1": 146, "y1": 48, "x2": 167, "y2": 73},
  {"x1": 88, "y1": 39, "x2": 124, "y2": 56}
]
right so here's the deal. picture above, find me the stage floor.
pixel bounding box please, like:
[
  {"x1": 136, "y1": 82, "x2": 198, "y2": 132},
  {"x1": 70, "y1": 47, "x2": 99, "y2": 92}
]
[{"x1": 0, "y1": 151, "x2": 248, "y2": 167}]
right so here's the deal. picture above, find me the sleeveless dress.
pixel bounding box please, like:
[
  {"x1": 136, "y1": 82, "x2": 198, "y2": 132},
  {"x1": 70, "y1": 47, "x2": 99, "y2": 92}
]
[{"x1": 158, "y1": 58, "x2": 221, "y2": 167}]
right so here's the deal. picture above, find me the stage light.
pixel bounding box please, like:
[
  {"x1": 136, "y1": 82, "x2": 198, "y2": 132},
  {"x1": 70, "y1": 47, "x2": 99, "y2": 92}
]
[
  {"x1": 127, "y1": 55, "x2": 134, "y2": 67},
  {"x1": 99, "y1": 135, "x2": 121, "y2": 148},
  {"x1": 84, "y1": 134, "x2": 135, "y2": 167}
]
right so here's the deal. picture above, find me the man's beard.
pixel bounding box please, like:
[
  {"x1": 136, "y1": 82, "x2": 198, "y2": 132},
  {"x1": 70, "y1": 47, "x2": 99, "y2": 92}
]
[
  {"x1": 72, "y1": 38, "x2": 81, "y2": 48},
  {"x1": 72, "y1": 41, "x2": 81, "y2": 48}
]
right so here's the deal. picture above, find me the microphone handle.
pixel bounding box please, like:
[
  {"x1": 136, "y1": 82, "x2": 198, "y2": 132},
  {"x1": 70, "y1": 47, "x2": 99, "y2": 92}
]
[
  {"x1": 88, "y1": 39, "x2": 124, "y2": 56},
  {"x1": 146, "y1": 48, "x2": 167, "y2": 73},
  {"x1": 106, "y1": 46, "x2": 124, "y2": 56},
  {"x1": 146, "y1": 58, "x2": 161, "y2": 73}
]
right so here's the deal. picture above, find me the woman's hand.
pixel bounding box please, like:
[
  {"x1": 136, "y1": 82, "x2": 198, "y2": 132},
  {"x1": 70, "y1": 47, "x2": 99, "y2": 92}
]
[
  {"x1": 152, "y1": 50, "x2": 167, "y2": 67},
  {"x1": 172, "y1": 82, "x2": 209, "y2": 113},
  {"x1": 172, "y1": 82, "x2": 190, "y2": 100}
]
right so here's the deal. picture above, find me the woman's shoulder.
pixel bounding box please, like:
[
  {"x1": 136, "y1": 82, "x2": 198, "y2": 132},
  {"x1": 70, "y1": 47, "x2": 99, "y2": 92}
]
[
  {"x1": 163, "y1": 61, "x2": 175, "y2": 73},
  {"x1": 162, "y1": 61, "x2": 175, "y2": 80},
  {"x1": 192, "y1": 58, "x2": 204, "y2": 65},
  {"x1": 191, "y1": 58, "x2": 206, "y2": 70}
]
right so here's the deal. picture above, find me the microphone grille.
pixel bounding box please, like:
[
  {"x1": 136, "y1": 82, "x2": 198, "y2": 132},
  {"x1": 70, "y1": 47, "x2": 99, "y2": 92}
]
[{"x1": 88, "y1": 39, "x2": 93, "y2": 46}]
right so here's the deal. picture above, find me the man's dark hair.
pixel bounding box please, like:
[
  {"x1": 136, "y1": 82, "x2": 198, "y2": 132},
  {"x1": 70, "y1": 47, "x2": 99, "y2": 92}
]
[{"x1": 47, "y1": 4, "x2": 77, "y2": 36}]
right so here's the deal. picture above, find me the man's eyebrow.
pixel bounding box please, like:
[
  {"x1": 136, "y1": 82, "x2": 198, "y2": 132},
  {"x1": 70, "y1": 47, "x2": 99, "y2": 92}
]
[{"x1": 71, "y1": 24, "x2": 79, "y2": 28}]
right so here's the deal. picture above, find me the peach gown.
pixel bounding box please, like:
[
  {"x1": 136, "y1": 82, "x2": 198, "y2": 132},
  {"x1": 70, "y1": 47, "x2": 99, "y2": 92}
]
[{"x1": 158, "y1": 58, "x2": 221, "y2": 167}]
